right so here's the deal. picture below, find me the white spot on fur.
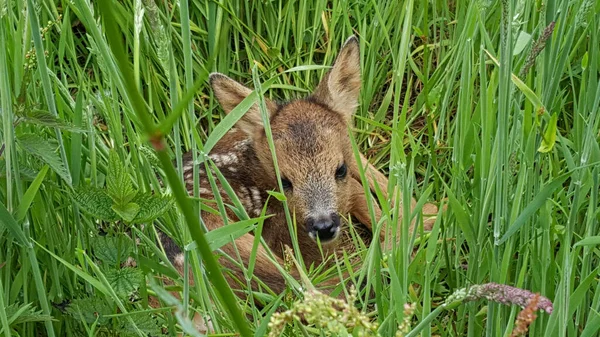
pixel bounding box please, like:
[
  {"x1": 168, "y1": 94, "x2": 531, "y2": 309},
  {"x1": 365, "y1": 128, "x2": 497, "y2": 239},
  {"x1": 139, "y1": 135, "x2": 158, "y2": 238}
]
[
  {"x1": 199, "y1": 187, "x2": 211, "y2": 194},
  {"x1": 174, "y1": 253, "x2": 185, "y2": 266},
  {"x1": 228, "y1": 166, "x2": 238, "y2": 173},
  {"x1": 250, "y1": 187, "x2": 262, "y2": 207},
  {"x1": 183, "y1": 161, "x2": 194, "y2": 172},
  {"x1": 233, "y1": 139, "x2": 250, "y2": 150},
  {"x1": 238, "y1": 186, "x2": 252, "y2": 209},
  {"x1": 209, "y1": 153, "x2": 238, "y2": 166}
]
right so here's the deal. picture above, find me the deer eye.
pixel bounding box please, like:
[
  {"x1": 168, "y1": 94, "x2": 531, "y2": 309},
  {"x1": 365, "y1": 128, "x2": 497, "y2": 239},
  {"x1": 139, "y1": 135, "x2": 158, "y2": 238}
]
[
  {"x1": 281, "y1": 177, "x2": 293, "y2": 190},
  {"x1": 335, "y1": 163, "x2": 347, "y2": 180}
]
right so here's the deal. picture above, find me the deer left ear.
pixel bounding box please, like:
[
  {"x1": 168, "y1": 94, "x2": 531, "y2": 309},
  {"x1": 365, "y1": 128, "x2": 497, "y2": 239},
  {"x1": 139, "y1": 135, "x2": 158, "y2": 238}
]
[
  {"x1": 209, "y1": 73, "x2": 277, "y2": 137},
  {"x1": 312, "y1": 36, "x2": 361, "y2": 121}
]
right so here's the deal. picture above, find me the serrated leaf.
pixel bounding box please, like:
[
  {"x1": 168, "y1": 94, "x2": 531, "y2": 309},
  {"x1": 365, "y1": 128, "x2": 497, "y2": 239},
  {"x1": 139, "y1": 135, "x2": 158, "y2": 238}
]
[
  {"x1": 112, "y1": 202, "x2": 140, "y2": 223},
  {"x1": 105, "y1": 267, "x2": 143, "y2": 298},
  {"x1": 4, "y1": 302, "x2": 53, "y2": 325},
  {"x1": 107, "y1": 150, "x2": 136, "y2": 206},
  {"x1": 538, "y1": 112, "x2": 559, "y2": 153},
  {"x1": 139, "y1": 145, "x2": 160, "y2": 166},
  {"x1": 66, "y1": 297, "x2": 112, "y2": 325},
  {"x1": 17, "y1": 133, "x2": 72, "y2": 185},
  {"x1": 131, "y1": 193, "x2": 173, "y2": 223},
  {"x1": 72, "y1": 187, "x2": 118, "y2": 221},
  {"x1": 20, "y1": 109, "x2": 87, "y2": 132},
  {"x1": 119, "y1": 312, "x2": 164, "y2": 337},
  {"x1": 92, "y1": 235, "x2": 133, "y2": 265}
]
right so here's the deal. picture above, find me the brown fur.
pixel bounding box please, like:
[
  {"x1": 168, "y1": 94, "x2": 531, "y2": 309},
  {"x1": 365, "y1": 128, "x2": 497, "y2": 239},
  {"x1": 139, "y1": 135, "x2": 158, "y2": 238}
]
[{"x1": 170, "y1": 36, "x2": 439, "y2": 297}]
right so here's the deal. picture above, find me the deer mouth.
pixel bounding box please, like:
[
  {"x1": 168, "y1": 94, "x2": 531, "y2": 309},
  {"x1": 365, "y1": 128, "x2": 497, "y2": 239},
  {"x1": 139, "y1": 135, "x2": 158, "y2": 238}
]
[
  {"x1": 307, "y1": 224, "x2": 341, "y2": 244},
  {"x1": 305, "y1": 211, "x2": 342, "y2": 244}
]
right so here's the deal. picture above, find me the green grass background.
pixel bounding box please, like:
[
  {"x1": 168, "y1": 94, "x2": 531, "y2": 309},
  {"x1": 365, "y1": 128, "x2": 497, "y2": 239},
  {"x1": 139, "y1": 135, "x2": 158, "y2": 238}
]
[{"x1": 1, "y1": 0, "x2": 599, "y2": 336}]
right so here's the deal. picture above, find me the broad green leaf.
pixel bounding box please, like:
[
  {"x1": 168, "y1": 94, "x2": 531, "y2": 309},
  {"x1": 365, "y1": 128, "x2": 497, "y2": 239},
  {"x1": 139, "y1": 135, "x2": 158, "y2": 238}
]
[
  {"x1": 15, "y1": 165, "x2": 49, "y2": 222},
  {"x1": 266, "y1": 190, "x2": 287, "y2": 202},
  {"x1": 574, "y1": 236, "x2": 600, "y2": 247},
  {"x1": 131, "y1": 194, "x2": 173, "y2": 223},
  {"x1": 538, "y1": 112, "x2": 559, "y2": 153},
  {"x1": 17, "y1": 134, "x2": 71, "y2": 185},
  {"x1": 513, "y1": 31, "x2": 531, "y2": 55},
  {"x1": 119, "y1": 312, "x2": 164, "y2": 336},
  {"x1": 72, "y1": 187, "x2": 118, "y2": 222},
  {"x1": 105, "y1": 267, "x2": 144, "y2": 298},
  {"x1": 484, "y1": 49, "x2": 545, "y2": 113},
  {"x1": 112, "y1": 202, "x2": 140, "y2": 223},
  {"x1": 205, "y1": 218, "x2": 265, "y2": 251},
  {"x1": 107, "y1": 151, "x2": 137, "y2": 206},
  {"x1": 92, "y1": 236, "x2": 133, "y2": 266},
  {"x1": 65, "y1": 297, "x2": 112, "y2": 325}
]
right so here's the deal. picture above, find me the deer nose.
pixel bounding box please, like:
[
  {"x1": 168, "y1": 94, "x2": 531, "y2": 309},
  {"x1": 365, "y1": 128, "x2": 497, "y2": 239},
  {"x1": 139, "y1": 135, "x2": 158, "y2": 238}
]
[{"x1": 306, "y1": 213, "x2": 340, "y2": 242}]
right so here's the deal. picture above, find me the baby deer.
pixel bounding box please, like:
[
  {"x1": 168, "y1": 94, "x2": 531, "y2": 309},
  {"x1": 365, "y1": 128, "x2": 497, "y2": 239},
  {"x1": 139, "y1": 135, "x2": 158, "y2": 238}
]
[{"x1": 170, "y1": 36, "x2": 437, "y2": 297}]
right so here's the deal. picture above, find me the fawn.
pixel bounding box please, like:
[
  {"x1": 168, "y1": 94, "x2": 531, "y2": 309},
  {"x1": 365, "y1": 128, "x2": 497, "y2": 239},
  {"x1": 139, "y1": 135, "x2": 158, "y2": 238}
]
[{"x1": 165, "y1": 36, "x2": 438, "y2": 297}]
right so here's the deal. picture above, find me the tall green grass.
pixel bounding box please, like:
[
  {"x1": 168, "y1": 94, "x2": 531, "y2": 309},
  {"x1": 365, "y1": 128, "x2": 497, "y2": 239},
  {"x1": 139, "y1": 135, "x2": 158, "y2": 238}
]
[{"x1": 1, "y1": 0, "x2": 599, "y2": 336}]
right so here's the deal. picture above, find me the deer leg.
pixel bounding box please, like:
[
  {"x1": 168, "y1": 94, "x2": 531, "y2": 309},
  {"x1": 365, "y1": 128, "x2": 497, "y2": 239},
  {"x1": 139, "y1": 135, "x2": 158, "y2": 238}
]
[
  {"x1": 346, "y1": 177, "x2": 385, "y2": 241},
  {"x1": 356, "y1": 153, "x2": 439, "y2": 230},
  {"x1": 358, "y1": 152, "x2": 391, "y2": 200},
  {"x1": 198, "y1": 213, "x2": 294, "y2": 295}
]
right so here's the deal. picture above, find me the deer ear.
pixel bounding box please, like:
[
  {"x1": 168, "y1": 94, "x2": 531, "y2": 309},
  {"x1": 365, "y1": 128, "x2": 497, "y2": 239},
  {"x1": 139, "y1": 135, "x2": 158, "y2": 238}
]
[
  {"x1": 312, "y1": 36, "x2": 361, "y2": 120},
  {"x1": 209, "y1": 73, "x2": 277, "y2": 135}
]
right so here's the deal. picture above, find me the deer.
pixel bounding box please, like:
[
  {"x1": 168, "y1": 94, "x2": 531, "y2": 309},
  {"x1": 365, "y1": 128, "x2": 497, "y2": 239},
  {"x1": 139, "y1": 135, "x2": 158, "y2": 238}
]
[{"x1": 163, "y1": 36, "x2": 439, "y2": 299}]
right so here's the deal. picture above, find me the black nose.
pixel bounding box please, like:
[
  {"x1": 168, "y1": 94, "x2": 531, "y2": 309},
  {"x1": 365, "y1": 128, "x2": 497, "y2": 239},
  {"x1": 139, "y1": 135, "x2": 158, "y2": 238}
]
[{"x1": 306, "y1": 213, "x2": 340, "y2": 242}]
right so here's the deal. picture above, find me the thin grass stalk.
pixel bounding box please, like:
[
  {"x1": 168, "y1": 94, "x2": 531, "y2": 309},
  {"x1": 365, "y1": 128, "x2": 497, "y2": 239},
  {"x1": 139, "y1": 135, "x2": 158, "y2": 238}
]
[
  {"x1": 0, "y1": 277, "x2": 10, "y2": 337},
  {"x1": 0, "y1": 13, "x2": 14, "y2": 211},
  {"x1": 490, "y1": 0, "x2": 513, "y2": 334},
  {"x1": 27, "y1": 0, "x2": 71, "y2": 185},
  {"x1": 251, "y1": 65, "x2": 304, "y2": 271},
  {"x1": 95, "y1": 2, "x2": 253, "y2": 335},
  {"x1": 178, "y1": 0, "x2": 197, "y2": 317}
]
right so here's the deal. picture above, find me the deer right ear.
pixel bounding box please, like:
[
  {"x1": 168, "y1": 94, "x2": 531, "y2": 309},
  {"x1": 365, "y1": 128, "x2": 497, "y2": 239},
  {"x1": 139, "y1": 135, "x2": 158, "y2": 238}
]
[
  {"x1": 209, "y1": 73, "x2": 277, "y2": 135},
  {"x1": 312, "y1": 36, "x2": 361, "y2": 121}
]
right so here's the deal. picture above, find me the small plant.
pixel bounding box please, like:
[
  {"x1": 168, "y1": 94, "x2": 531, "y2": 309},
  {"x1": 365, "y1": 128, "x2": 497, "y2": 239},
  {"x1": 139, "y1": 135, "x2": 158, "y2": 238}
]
[
  {"x1": 73, "y1": 150, "x2": 173, "y2": 224},
  {"x1": 268, "y1": 286, "x2": 379, "y2": 337},
  {"x1": 58, "y1": 150, "x2": 173, "y2": 335}
]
